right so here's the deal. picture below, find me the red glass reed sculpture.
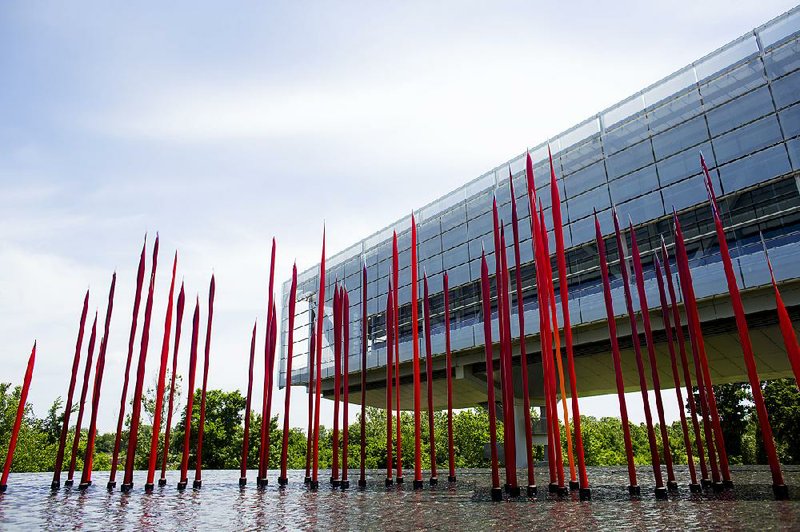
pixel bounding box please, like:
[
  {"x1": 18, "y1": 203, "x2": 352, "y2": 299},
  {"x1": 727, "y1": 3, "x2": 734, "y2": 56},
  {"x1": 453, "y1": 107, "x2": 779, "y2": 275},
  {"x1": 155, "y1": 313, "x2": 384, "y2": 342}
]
[
  {"x1": 594, "y1": 212, "x2": 638, "y2": 495},
  {"x1": 548, "y1": 148, "x2": 589, "y2": 497},
  {"x1": 52, "y1": 289, "x2": 89, "y2": 490},
  {"x1": 258, "y1": 238, "x2": 277, "y2": 486},
  {"x1": 311, "y1": 228, "x2": 326, "y2": 490},
  {"x1": 661, "y1": 238, "x2": 710, "y2": 485},
  {"x1": 479, "y1": 251, "x2": 502, "y2": 502},
  {"x1": 279, "y1": 263, "x2": 299, "y2": 486},
  {"x1": 241, "y1": 319, "x2": 257, "y2": 486},
  {"x1": 0, "y1": 343, "x2": 36, "y2": 493},
  {"x1": 411, "y1": 214, "x2": 423, "y2": 490},
  {"x1": 342, "y1": 288, "x2": 351, "y2": 489},
  {"x1": 508, "y1": 172, "x2": 535, "y2": 495},
  {"x1": 628, "y1": 221, "x2": 676, "y2": 491},
  {"x1": 673, "y1": 212, "x2": 725, "y2": 488},
  {"x1": 80, "y1": 273, "x2": 116, "y2": 489},
  {"x1": 359, "y1": 263, "x2": 367, "y2": 488},
  {"x1": 109, "y1": 237, "x2": 146, "y2": 490},
  {"x1": 122, "y1": 235, "x2": 160, "y2": 492},
  {"x1": 193, "y1": 274, "x2": 215, "y2": 489},
  {"x1": 612, "y1": 211, "x2": 665, "y2": 498},
  {"x1": 178, "y1": 298, "x2": 200, "y2": 490},
  {"x1": 760, "y1": 235, "x2": 800, "y2": 388},
  {"x1": 386, "y1": 283, "x2": 395, "y2": 486},
  {"x1": 702, "y1": 163, "x2": 785, "y2": 497},
  {"x1": 332, "y1": 285, "x2": 342, "y2": 486},
  {"x1": 161, "y1": 282, "x2": 185, "y2": 486},
  {"x1": 423, "y1": 273, "x2": 438, "y2": 485},
  {"x1": 444, "y1": 272, "x2": 456, "y2": 484},
  {"x1": 145, "y1": 252, "x2": 177, "y2": 491},
  {"x1": 654, "y1": 255, "x2": 700, "y2": 493},
  {"x1": 66, "y1": 312, "x2": 98, "y2": 486},
  {"x1": 392, "y1": 231, "x2": 403, "y2": 483},
  {"x1": 305, "y1": 312, "x2": 317, "y2": 485}
]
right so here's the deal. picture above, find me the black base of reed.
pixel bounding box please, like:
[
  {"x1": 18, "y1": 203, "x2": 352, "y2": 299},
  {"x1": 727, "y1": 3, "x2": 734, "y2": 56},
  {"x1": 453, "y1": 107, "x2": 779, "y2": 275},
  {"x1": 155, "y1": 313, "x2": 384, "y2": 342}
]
[
  {"x1": 490, "y1": 487, "x2": 503, "y2": 501},
  {"x1": 569, "y1": 480, "x2": 580, "y2": 490},
  {"x1": 701, "y1": 478, "x2": 712, "y2": 489},
  {"x1": 712, "y1": 482, "x2": 724, "y2": 493},
  {"x1": 689, "y1": 483, "x2": 702, "y2": 493},
  {"x1": 340, "y1": 480, "x2": 350, "y2": 489},
  {"x1": 667, "y1": 480, "x2": 679, "y2": 492},
  {"x1": 120, "y1": 483, "x2": 133, "y2": 493},
  {"x1": 144, "y1": 483, "x2": 154, "y2": 492},
  {"x1": 557, "y1": 486, "x2": 569, "y2": 496},
  {"x1": 504, "y1": 484, "x2": 521, "y2": 496},
  {"x1": 278, "y1": 477, "x2": 288, "y2": 486},
  {"x1": 177, "y1": 480, "x2": 187, "y2": 491},
  {"x1": 358, "y1": 479, "x2": 367, "y2": 488},
  {"x1": 107, "y1": 481, "x2": 116, "y2": 490},
  {"x1": 448, "y1": 475, "x2": 457, "y2": 483},
  {"x1": 773, "y1": 484, "x2": 789, "y2": 500},
  {"x1": 527, "y1": 485, "x2": 537, "y2": 497},
  {"x1": 78, "y1": 481, "x2": 91, "y2": 490},
  {"x1": 304, "y1": 476, "x2": 311, "y2": 484},
  {"x1": 579, "y1": 487, "x2": 592, "y2": 501},
  {"x1": 0, "y1": 484, "x2": 6, "y2": 493},
  {"x1": 548, "y1": 482, "x2": 558, "y2": 493},
  {"x1": 158, "y1": 478, "x2": 167, "y2": 487},
  {"x1": 655, "y1": 486, "x2": 668, "y2": 499},
  {"x1": 64, "y1": 479, "x2": 74, "y2": 487},
  {"x1": 309, "y1": 480, "x2": 319, "y2": 490},
  {"x1": 723, "y1": 479, "x2": 734, "y2": 490},
  {"x1": 50, "y1": 480, "x2": 60, "y2": 490},
  {"x1": 331, "y1": 479, "x2": 341, "y2": 488},
  {"x1": 193, "y1": 480, "x2": 202, "y2": 489},
  {"x1": 385, "y1": 478, "x2": 394, "y2": 487},
  {"x1": 429, "y1": 477, "x2": 438, "y2": 486},
  {"x1": 396, "y1": 476, "x2": 404, "y2": 484},
  {"x1": 628, "y1": 484, "x2": 641, "y2": 496},
  {"x1": 413, "y1": 479, "x2": 423, "y2": 490},
  {"x1": 239, "y1": 477, "x2": 247, "y2": 487}
]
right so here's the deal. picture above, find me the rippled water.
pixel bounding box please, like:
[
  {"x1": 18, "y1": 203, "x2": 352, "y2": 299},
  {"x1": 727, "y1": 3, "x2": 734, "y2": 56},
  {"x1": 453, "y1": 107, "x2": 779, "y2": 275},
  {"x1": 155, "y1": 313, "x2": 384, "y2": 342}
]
[{"x1": 1, "y1": 465, "x2": 799, "y2": 530}]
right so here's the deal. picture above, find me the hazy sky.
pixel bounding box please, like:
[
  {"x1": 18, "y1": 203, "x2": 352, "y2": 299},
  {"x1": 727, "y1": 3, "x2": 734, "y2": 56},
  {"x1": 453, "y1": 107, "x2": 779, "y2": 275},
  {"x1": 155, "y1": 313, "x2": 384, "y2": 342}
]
[{"x1": 1, "y1": 1, "x2": 796, "y2": 433}]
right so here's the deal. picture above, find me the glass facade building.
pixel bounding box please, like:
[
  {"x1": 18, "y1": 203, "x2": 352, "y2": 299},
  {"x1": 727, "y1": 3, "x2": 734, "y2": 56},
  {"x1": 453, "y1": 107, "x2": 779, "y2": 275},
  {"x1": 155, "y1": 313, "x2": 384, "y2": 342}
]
[{"x1": 279, "y1": 7, "x2": 800, "y2": 391}]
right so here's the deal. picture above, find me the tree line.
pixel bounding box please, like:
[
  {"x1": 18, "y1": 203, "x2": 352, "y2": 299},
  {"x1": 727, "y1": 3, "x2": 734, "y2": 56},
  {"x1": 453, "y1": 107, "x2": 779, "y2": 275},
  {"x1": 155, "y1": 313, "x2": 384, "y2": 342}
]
[{"x1": 1, "y1": 379, "x2": 799, "y2": 474}]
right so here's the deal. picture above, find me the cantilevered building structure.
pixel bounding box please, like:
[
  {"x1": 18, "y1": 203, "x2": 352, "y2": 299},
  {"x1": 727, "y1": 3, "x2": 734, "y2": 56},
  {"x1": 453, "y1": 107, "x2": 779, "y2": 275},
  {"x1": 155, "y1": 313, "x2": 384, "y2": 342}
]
[{"x1": 279, "y1": 7, "x2": 800, "y2": 440}]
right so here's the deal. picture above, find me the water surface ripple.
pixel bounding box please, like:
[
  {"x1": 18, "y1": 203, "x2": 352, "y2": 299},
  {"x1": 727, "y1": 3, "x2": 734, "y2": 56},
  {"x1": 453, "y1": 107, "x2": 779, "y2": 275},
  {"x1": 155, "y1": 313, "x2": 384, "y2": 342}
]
[{"x1": 1, "y1": 465, "x2": 799, "y2": 530}]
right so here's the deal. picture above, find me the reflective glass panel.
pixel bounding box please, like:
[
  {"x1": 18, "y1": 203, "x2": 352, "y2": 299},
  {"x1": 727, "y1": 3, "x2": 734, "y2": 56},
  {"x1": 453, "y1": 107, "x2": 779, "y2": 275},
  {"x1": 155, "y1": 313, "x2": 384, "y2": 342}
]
[
  {"x1": 706, "y1": 86, "x2": 775, "y2": 136},
  {"x1": 712, "y1": 114, "x2": 783, "y2": 164},
  {"x1": 606, "y1": 139, "x2": 655, "y2": 179}
]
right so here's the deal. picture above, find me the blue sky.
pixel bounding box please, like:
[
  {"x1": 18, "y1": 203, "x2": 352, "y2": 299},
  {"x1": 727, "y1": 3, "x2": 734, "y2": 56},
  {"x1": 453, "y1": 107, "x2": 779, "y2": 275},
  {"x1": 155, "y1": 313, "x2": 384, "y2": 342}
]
[{"x1": 1, "y1": 1, "x2": 796, "y2": 432}]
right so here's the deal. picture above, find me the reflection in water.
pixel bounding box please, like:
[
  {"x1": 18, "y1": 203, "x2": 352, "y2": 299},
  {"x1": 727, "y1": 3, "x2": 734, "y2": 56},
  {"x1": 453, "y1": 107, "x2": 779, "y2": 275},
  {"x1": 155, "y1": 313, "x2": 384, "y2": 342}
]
[{"x1": 0, "y1": 466, "x2": 799, "y2": 529}]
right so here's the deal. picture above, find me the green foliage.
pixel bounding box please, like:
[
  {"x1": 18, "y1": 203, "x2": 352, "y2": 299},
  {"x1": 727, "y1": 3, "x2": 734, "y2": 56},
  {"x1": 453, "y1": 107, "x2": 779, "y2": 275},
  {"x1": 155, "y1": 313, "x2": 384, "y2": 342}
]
[{"x1": 4, "y1": 379, "x2": 800, "y2": 474}]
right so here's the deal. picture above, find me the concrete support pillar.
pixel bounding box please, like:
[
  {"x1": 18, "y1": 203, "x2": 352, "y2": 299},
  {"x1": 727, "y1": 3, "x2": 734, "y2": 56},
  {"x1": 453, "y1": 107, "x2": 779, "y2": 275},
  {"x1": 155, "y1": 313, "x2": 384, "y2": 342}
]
[{"x1": 513, "y1": 398, "x2": 528, "y2": 469}]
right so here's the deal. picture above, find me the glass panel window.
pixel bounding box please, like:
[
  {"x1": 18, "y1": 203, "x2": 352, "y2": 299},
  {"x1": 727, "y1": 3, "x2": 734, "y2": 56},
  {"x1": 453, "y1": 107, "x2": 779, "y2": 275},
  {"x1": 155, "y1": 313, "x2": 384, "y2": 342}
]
[
  {"x1": 441, "y1": 223, "x2": 468, "y2": 251},
  {"x1": 616, "y1": 191, "x2": 665, "y2": 226},
  {"x1": 706, "y1": 86, "x2": 775, "y2": 136},
  {"x1": 718, "y1": 144, "x2": 791, "y2": 192},
  {"x1": 661, "y1": 173, "x2": 715, "y2": 212},
  {"x1": 699, "y1": 59, "x2": 766, "y2": 109},
  {"x1": 651, "y1": 115, "x2": 709, "y2": 160},
  {"x1": 763, "y1": 37, "x2": 800, "y2": 79},
  {"x1": 442, "y1": 242, "x2": 469, "y2": 270},
  {"x1": 759, "y1": 10, "x2": 800, "y2": 49},
  {"x1": 609, "y1": 164, "x2": 659, "y2": 204},
  {"x1": 564, "y1": 160, "x2": 607, "y2": 198},
  {"x1": 787, "y1": 138, "x2": 800, "y2": 169},
  {"x1": 779, "y1": 103, "x2": 800, "y2": 138},
  {"x1": 712, "y1": 114, "x2": 783, "y2": 164},
  {"x1": 656, "y1": 141, "x2": 714, "y2": 186},
  {"x1": 606, "y1": 139, "x2": 655, "y2": 180},
  {"x1": 771, "y1": 68, "x2": 800, "y2": 109},
  {"x1": 648, "y1": 89, "x2": 703, "y2": 134},
  {"x1": 568, "y1": 184, "x2": 611, "y2": 222},
  {"x1": 603, "y1": 115, "x2": 649, "y2": 154},
  {"x1": 695, "y1": 37, "x2": 759, "y2": 81},
  {"x1": 559, "y1": 136, "x2": 603, "y2": 175}
]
